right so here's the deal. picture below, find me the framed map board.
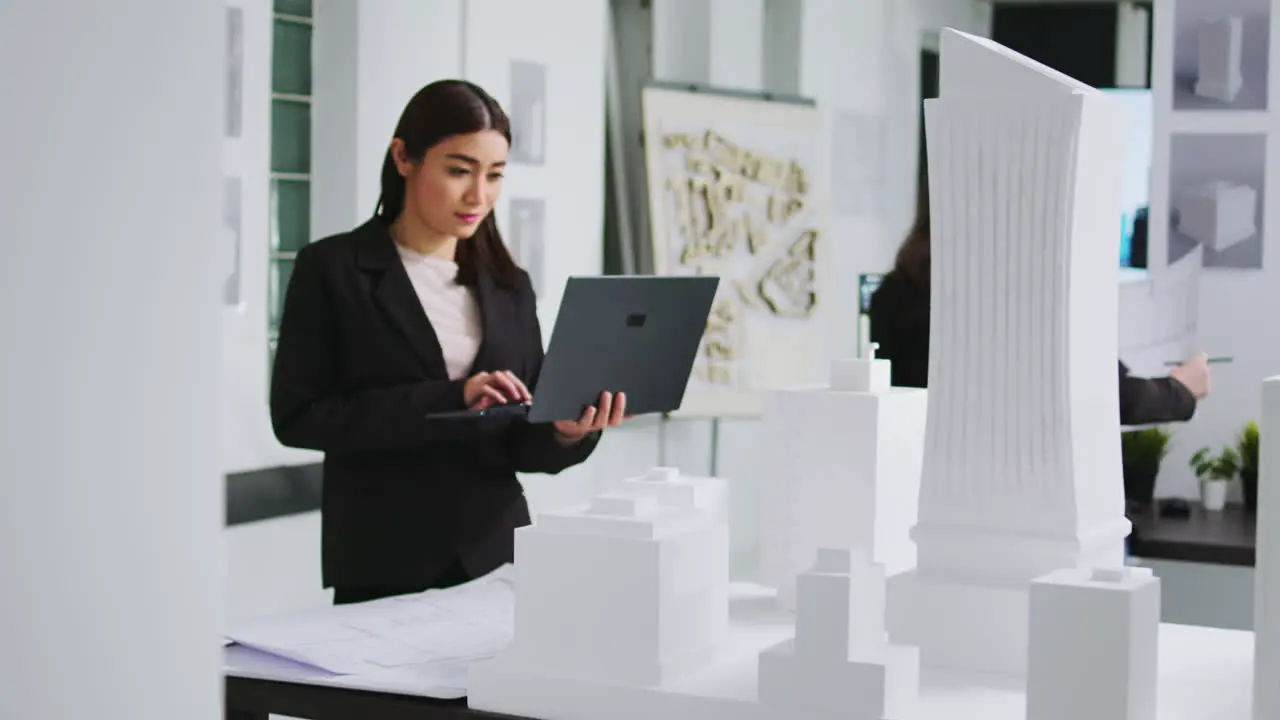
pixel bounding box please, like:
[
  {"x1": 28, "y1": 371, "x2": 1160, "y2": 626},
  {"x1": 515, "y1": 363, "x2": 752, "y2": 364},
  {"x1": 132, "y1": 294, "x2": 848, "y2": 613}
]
[{"x1": 641, "y1": 86, "x2": 830, "y2": 417}]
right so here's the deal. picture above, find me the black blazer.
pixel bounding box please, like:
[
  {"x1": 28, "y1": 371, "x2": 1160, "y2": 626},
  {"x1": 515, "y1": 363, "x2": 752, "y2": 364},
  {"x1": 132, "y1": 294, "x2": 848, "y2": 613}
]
[
  {"x1": 269, "y1": 218, "x2": 599, "y2": 591},
  {"x1": 1118, "y1": 361, "x2": 1197, "y2": 426},
  {"x1": 868, "y1": 270, "x2": 930, "y2": 388}
]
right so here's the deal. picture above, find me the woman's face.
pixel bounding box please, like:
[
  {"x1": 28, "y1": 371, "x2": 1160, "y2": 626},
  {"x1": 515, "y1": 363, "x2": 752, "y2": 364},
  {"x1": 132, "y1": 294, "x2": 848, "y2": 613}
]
[{"x1": 394, "y1": 129, "x2": 508, "y2": 239}]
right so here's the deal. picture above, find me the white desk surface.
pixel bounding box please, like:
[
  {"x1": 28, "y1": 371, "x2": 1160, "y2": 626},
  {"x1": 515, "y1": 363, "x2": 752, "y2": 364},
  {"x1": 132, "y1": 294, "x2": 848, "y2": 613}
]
[{"x1": 225, "y1": 583, "x2": 1256, "y2": 718}]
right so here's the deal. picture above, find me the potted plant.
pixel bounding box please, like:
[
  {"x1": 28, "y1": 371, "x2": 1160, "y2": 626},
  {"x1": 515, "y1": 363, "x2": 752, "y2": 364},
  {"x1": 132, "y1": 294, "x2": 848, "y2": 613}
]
[
  {"x1": 1121, "y1": 427, "x2": 1172, "y2": 507},
  {"x1": 1238, "y1": 421, "x2": 1260, "y2": 513},
  {"x1": 1189, "y1": 446, "x2": 1239, "y2": 512}
]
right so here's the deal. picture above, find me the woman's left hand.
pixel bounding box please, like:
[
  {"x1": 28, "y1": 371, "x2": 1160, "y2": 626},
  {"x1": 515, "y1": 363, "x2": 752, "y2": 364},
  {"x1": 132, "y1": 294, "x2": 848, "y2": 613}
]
[{"x1": 554, "y1": 391, "x2": 627, "y2": 444}]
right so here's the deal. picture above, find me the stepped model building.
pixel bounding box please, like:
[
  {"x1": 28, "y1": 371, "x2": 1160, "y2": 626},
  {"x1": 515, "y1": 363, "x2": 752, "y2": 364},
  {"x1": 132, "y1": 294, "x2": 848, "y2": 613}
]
[
  {"x1": 759, "y1": 547, "x2": 919, "y2": 719},
  {"x1": 759, "y1": 343, "x2": 927, "y2": 611},
  {"x1": 1027, "y1": 566, "x2": 1160, "y2": 720},
  {"x1": 905, "y1": 29, "x2": 1132, "y2": 678},
  {"x1": 468, "y1": 467, "x2": 730, "y2": 710},
  {"x1": 1194, "y1": 16, "x2": 1244, "y2": 103},
  {"x1": 1256, "y1": 378, "x2": 1280, "y2": 720}
]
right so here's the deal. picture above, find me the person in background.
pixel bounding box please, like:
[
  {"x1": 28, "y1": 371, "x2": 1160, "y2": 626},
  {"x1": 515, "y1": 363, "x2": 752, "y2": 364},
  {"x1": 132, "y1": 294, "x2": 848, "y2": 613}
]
[
  {"x1": 870, "y1": 179, "x2": 1212, "y2": 424},
  {"x1": 269, "y1": 80, "x2": 628, "y2": 605},
  {"x1": 1119, "y1": 353, "x2": 1210, "y2": 426},
  {"x1": 868, "y1": 183, "x2": 931, "y2": 389}
]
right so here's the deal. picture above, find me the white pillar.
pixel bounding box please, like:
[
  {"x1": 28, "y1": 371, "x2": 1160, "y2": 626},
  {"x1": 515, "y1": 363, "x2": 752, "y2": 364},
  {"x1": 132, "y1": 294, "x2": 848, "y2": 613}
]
[
  {"x1": 0, "y1": 2, "x2": 223, "y2": 719},
  {"x1": 762, "y1": 0, "x2": 804, "y2": 96},
  {"x1": 652, "y1": 0, "x2": 765, "y2": 91},
  {"x1": 311, "y1": 0, "x2": 464, "y2": 238},
  {"x1": 709, "y1": 0, "x2": 765, "y2": 91},
  {"x1": 1115, "y1": 2, "x2": 1151, "y2": 88},
  {"x1": 1255, "y1": 377, "x2": 1280, "y2": 720}
]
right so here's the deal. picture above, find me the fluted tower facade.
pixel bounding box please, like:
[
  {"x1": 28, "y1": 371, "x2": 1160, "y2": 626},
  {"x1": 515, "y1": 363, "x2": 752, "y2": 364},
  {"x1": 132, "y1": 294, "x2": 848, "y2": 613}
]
[{"x1": 904, "y1": 30, "x2": 1133, "y2": 679}]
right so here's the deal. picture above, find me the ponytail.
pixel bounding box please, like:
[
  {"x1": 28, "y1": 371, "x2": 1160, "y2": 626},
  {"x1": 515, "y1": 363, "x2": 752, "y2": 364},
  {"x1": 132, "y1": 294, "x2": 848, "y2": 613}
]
[
  {"x1": 456, "y1": 212, "x2": 522, "y2": 290},
  {"x1": 375, "y1": 148, "x2": 404, "y2": 222}
]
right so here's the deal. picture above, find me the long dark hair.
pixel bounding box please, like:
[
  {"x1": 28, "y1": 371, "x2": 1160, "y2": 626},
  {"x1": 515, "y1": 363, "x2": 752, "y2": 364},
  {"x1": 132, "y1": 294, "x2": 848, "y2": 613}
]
[
  {"x1": 375, "y1": 80, "x2": 521, "y2": 289},
  {"x1": 893, "y1": 174, "x2": 931, "y2": 289}
]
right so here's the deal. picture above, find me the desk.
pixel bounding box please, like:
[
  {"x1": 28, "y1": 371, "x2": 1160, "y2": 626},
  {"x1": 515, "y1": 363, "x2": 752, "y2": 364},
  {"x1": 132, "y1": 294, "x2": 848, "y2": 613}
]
[
  {"x1": 1130, "y1": 503, "x2": 1256, "y2": 566},
  {"x1": 226, "y1": 586, "x2": 1256, "y2": 720},
  {"x1": 225, "y1": 645, "x2": 510, "y2": 720}
]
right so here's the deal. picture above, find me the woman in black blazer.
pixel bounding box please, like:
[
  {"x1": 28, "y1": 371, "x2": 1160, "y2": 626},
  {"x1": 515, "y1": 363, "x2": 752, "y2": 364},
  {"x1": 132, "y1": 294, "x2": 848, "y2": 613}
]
[
  {"x1": 269, "y1": 80, "x2": 626, "y2": 605},
  {"x1": 868, "y1": 185, "x2": 931, "y2": 389}
]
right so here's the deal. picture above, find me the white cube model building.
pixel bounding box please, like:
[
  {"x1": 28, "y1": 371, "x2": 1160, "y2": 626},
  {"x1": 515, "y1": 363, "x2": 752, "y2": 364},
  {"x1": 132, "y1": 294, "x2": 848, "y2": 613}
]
[
  {"x1": 1176, "y1": 181, "x2": 1257, "y2": 251},
  {"x1": 758, "y1": 547, "x2": 920, "y2": 719},
  {"x1": 907, "y1": 29, "x2": 1132, "y2": 678},
  {"x1": 1195, "y1": 16, "x2": 1244, "y2": 103},
  {"x1": 1027, "y1": 566, "x2": 1160, "y2": 720},
  {"x1": 1255, "y1": 377, "x2": 1280, "y2": 720},
  {"x1": 759, "y1": 342, "x2": 927, "y2": 612},
  {"x1": 476, "y1": 475, "x2": 729, "y2": 689}
]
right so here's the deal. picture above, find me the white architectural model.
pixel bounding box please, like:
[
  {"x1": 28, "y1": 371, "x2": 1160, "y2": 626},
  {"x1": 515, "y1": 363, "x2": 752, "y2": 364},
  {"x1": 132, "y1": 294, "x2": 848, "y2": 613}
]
[
  {"x1": 486, "y1": 468, "x2": 729, "y2": 687},
  {"x1": 1255, "y1": 377, "x2": 1280, "y2": 720},
  {"x1": 1027, "y1": 566, "x2": 1160, "y2": 720},
  {"x1": 906, "y1": 29, "x2": 1132, "y2": 678},
  {"x1": 1194, "y1": 16, "x2": 1244, "y2": 103},
  {"x1": 759, "y1": 343, "x2": 927, "y2": 612},
  {"x1": 461, "y1": 30, "x2": 1257, "y2": 720},
  {"x1": 1177, "y1": 181, "x2": 1257, "y2": 251},
  {"x1": 758, "y1": 548, "x2": 919, "y2": 719}
]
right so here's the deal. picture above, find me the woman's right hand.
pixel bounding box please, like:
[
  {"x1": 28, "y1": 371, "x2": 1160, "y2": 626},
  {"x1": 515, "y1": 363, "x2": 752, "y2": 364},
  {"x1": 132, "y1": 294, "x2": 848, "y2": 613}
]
[{"x1": 464, "y1": 370, "x2": 533, "y2": 409}]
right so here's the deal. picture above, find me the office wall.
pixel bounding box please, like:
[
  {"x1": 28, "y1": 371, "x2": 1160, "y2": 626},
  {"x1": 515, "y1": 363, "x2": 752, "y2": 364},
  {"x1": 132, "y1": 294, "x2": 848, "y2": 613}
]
[
  {"x1": 1147, "y1": 0, "x2": 1280, "y2": 500},
  {"x1": 221, "y1": 0, "x2": 319, "y2": 475},
  {"x1": 225, "y1": 0, "x2": 992, "y2": 618}
]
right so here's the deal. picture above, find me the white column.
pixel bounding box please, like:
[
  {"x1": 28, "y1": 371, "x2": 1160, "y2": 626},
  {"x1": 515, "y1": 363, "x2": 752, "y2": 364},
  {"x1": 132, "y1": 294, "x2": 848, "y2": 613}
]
[
  {"x1": 652, "y1": 0, "x2": 765, "y2": 91},
  {"x1": 651, "y1": 0, "x2": 713, "y2": 83},
  {"x1": 1255, "y1": 377, "x2": 1280, "y2": 720},
  {"x1": 1115, "y1": 1, "x2": 1151, "y2": 88},
  {"x1": 709, "y1": 0, "x2": 765, "y2": 91},
  {"x1": 762, "y1": 0, "x2": 803, "y2": 96},
  {"x1": 311, "y1": 0, "x2": 464, "y2": 239},
  {"x1": 0, "y1": 2, "x2": 223, "y2": 719}
]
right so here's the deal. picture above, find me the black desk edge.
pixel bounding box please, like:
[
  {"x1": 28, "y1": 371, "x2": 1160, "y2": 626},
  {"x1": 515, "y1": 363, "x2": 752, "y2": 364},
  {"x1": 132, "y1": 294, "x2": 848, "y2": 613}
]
[{"x1": 1128, "y1": 503, "x2": 1256, "y2": 568}]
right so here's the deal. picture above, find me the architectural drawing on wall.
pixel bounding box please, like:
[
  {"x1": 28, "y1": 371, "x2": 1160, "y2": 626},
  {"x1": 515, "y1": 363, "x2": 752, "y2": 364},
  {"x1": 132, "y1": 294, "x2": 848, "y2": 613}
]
[
  {"x1": 225, "y1": 6, "x2": 243, "y2": 138},
  {"x1": 507, "y1": 197, "x2": 546, "y2": 297},
  {"x1": 903, "y1": 29, "x2": 1131, "y2": 679},
  {"x1": 223, "y1": 176, "x2": 242, "y2": 307},
  {"x1": 1167, "y1": 133, "x2": 1266, "y2": 269},
  {"x1": 1172, "y1": 0, "x2": 1271, "y2": 111},
  {"x1": 1118, "y1": 247, "x2": 1203, "y2": 379},
  {"x1": 641, "y1": 86, "x2": 829, "y2": 417},
  {"x1": 509, "y1": 61, "x2": 547, "y2": 166}
]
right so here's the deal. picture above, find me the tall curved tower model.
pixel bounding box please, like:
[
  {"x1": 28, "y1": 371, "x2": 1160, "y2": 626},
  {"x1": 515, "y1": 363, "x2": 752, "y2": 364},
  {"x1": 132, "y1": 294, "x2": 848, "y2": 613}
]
[{"x1": 906, "y1": 29, "x2": 1133, "y2": 679}]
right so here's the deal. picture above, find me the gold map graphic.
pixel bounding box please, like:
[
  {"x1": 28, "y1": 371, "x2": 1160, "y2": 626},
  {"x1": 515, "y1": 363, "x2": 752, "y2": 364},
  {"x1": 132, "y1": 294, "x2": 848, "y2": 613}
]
[{"x1": 658, "y1": 129, "x2": 819, "y2": 387}]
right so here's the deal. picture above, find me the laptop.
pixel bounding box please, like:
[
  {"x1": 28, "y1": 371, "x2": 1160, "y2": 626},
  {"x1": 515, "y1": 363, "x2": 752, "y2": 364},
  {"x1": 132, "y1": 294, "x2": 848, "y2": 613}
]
[{"x1": 424, "y1": 275, "x2": 720, "y2": 424}]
